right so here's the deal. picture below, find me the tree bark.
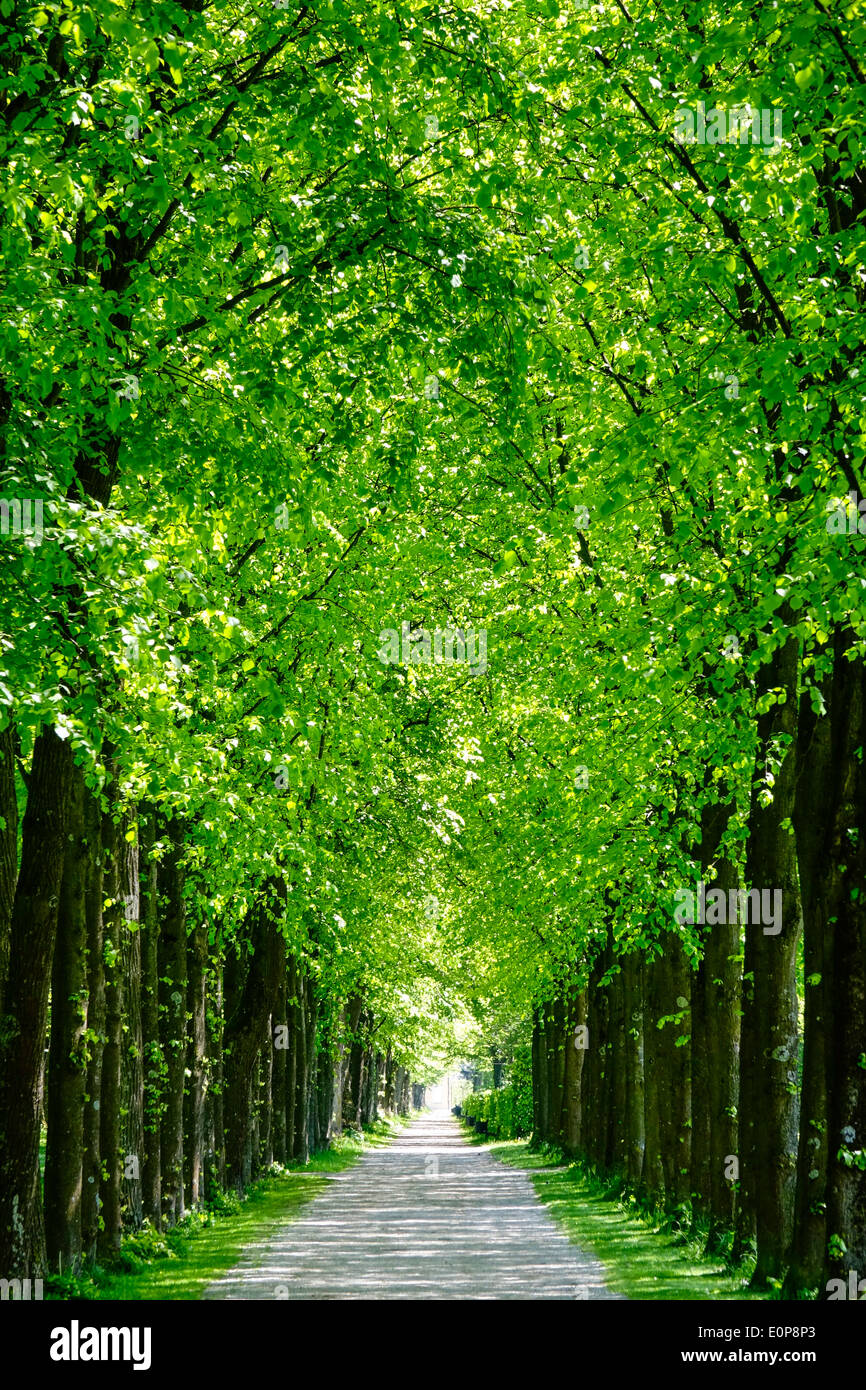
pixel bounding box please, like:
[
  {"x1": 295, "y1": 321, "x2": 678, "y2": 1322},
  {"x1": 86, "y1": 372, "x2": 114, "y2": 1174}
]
[
  {"x1": 699, "y1": 800, "x2": 741, "y2": 1246},
  {"x1": 98, "y1": 797, "x2": 123, "y2": 1261},
  {"x1": 0, "y1": 720, "x2": 18, "y2": 1017},
  {"x1": 205, "y1": 955, "x2": 225, "y2": 1196},
  {"x1": 738, "y1": 619, "x2": 802, "y2": 1284},
  {"x1": 184, "y1": 914, "x2": 208, "y2": 1207},
  {"x1": 642, "y1": 951, "x2": 666, "y2": 1201},
  {"x1": 44, "y1": 760, "x2": 89, "y2": 1272},
  {"x1": 293, "y1": 976, "x2": 310, "y2": 1159},
  {"x1": 158, "y1": 817, "x2": 187, "y2": 1224},
  {"x1": 608, "y1": 961, "x2": 628, "y2": 1171},
  {"x1": 272, "y1": 975, "x2": 287, "y2": 1164},
  {"x1": 655, "y1": 935, "x2": 691, "y2": 1209},
  {"x1": 0, "y1": 726, "x2": 75, "y2": 1275},
  {"x1": 822, "y1": 640, "x2": 866, "y2": 1294},
  {"x1": 562, "y1": 985, "x2": 586, "y2": 1156},
  {"x1": 119, "y1": 816, "x2": 143, "y2": 1232},
  {"x1": 785, "y1": 663, "x2": 834, "y2": 1294},
  {"x1": 223, "y1": 885, "x2": 286, "y2": 1189},
  {"x1": 285, "y1": 958, "x2": 299, "y2": 1160},
  {"x1": 138, "y1": 809, "x2": 162, "y2": 1226},
  {"x1": 80, "y1": 788, "x2": 104, "y2": 1264},
  {"x1": 621, "y1": 953, "x2": 645, "y2": 1186}
]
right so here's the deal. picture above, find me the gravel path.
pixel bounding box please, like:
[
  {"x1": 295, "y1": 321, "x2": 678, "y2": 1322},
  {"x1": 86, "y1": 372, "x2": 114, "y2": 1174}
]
[{"x1": 204, "y1": 1110, "x2": 623, "y2": 1300}]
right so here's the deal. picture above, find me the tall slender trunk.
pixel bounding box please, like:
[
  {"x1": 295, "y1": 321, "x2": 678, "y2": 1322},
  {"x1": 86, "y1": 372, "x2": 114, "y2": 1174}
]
[
  {"x1": 361, "y1": 1044, "x2": 378, "y2": 1126},
  {"x1": 260, "y1": 1015, "x2": 274, "y2": 1167},
  {"x1": 293, "y1": 965, "x2": 310, "y2": 1160},
  {"x1": 642, "y1": 951, "x2": 666, "y2": 1201},
  {"x1": 608, "y1": 962, "x2": 628, "y2": 1171},
  {"x1": 822, "y1": 640, "x2": 866, "y2": 1293},
  {"x1": 272, "y1": 975, "x2": 287, "y2": 1164},
  {"x1": 44, "y1": 761, "x2": 89, "y2": 1271},
  {"x1": 205, "y1": 956, "x2": 225, "y2": 1195},
  {"x1": 119, "y1": 816, "x2": 143, "y2": 1233},
  {"x1": 158, "y1": 818, "x2": 187, "y2": 1224},
  {"x1": 304, "y1": 975, "x2": 319, "y2": 1140},
  {"x1": 739, "y1": 619, "x2": 802, "y2": 1285},
  {"x1": 622, "y1": 953, "x2": 645, "y2": 1186},
  {"x1": 530, "y1": 1012, "x2": 543, "y2": 1141},
  {"x1": 315, "y1": 1038, "x2": 333, "y2": 1150},
  {"x1": 656, "y1": 936, "x2": 691, "y2": 1209},
  {"x1": 138, "y1": 810, "x2": 162, "y2": 1226},
  {"x1": 184, "y1": 914, "x2": 208, "y2": 1207},
  {"x1": 285, "y1": 959, "x2": 298, "y2": 1160},
  {"x1": 80, "y1": 788, "x2": 104, "y2": 1264},
  {"x1": 547, "y1": 995, "x2": 567, "y2": 1148},
  {"x1": 223, "y1": 886, "x2": 286, "y2": 1189},
  {"x1": 343, "y1": 994, "x2": 365, "y2": 1130},
  {"x1": 0, "y1": 721, "x2": 18, "y2": 1016},
  {"x1": 786, "y1": 661, "x2": 834, "y2": 1293},
  {"x1": 98, "y1": 797, "x2": 123, "y2": 1261},
  {"x1": 561, "y1": 985, "x2": 586, "y2": 1156},
  {"x1": 0, "y1": 727, "x2": 75, "y2": 1275},
  {"x1": 584, "y1": 954, "x2": 610, "y2": 1166},
  {"x1": 699, "y1": 801, "x2": 741, "y2": 1246}
]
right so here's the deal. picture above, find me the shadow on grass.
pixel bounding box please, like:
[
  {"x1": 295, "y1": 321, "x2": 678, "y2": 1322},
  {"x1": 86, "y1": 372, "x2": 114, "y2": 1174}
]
[{"x1": 480, "y1": 1137, "x2": 766, "y2": 1302}]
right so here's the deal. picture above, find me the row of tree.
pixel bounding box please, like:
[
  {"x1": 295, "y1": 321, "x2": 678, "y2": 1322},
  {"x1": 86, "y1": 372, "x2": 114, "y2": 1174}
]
[
  {"x1": 4, "y1": 775, "x2": 424, "y2": 1276},
  {"x1": 2, "y1": 0, "x2": 864, "y2": 1301}
]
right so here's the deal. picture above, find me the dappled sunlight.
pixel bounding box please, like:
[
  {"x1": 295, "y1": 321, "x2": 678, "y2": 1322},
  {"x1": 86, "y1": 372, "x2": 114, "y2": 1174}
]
[
  {"x1": 496, "y1": 1152, "x2": 764, "y2": 1303},
  {"x1": 205, "y1": 1112, "x2": 623, "y2": 1301}
]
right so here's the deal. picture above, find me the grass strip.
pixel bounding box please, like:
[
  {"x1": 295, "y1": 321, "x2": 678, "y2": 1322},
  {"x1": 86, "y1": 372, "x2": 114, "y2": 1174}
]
[
  {"x1": 50, "y1": 1118, "x2": 408, "y2": 1302},
  {"x1": 479, "y1": 1135, "x2": 767, "y2": 1302}
]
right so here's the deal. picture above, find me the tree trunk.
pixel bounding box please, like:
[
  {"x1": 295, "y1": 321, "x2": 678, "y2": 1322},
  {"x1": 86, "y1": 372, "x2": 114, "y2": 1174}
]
[
  {"x1": 622, "y1": 953, "x2": 645, "y2": 1186},
  {"x1": 272, "y1": 975, "x2": 287, "y2": 1164},
  {"x1": 738, "y1": 619, "x2": 802, "y2": 1284},
  {"x1": 547, "y1": 996, "x2": 566, "y2": 1148},
  {"x1": 0, "y1": 720, "x2": 18, "y2": 1017},
  {"x1": 822, "y1": 640, "x2": 866, "y2": 1294},
  {"x1": 158, "y1": 817, "x2": 187, "y2": 1225},
  {"x1": 785, "y1": 663, "x2": 834, "y2": 1294},
  {"x1": 285, "y1": 959, "x2": 299, "y2": 1160},
  {"x1": 343, "y1": 994, "x2": 365, "y2": 1130},
  {"x1": 531, "y1": 1012, "x2": 543, "y2": 1142},
  {"x1": 184, "y1": 914, "x2": 208, "y2": 1207},
  {"x1": 205, "y1": 955, "x2": 225, "y2": 1196},
  {"x1": 98, "y1": 797, "x2": 123, "y2": 1261},
  {"x1": 0, "y1": 726, "x2": 75, "y2": 1275},
  {"x1": 119, "y1": 817, "x2": 143, "y2": 1232},
  {"x1": 293, "y1": 980, "x2": 310, "y2": 1159},
  {"x1": 138, "y1": 809, "x2": 162, "y2": 1226},
  {"x1": 655, "y1": 935, "x2": 691, "y2": 1209},
  {"x1": 223, "y1": 886, "x2": 286, "y2": 1190},
  {"x1": 44, "y1": 760, "x2": 89, "y2": 1272},
  {"x1": 80, "y1": 788, "x2": 104, "y2": 1264},
  {"x1": 699, "y1": 800, "x2": 741, "y2": 1246},
  {"x1": 642, "y1": 951, "x2": 666, "y2": 1201},
  {"x1": 608, "y1": 962, "x2": 628, "y2": 1171},
  {"x1": 260, "y1": 1016, "x2": 274, "y2": 1168}
]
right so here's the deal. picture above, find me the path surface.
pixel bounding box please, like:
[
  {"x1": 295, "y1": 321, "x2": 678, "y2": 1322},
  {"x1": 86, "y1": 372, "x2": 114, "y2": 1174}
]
[{"x1": 204, "y1": 1110, "x2": 623, "y2": 1300}]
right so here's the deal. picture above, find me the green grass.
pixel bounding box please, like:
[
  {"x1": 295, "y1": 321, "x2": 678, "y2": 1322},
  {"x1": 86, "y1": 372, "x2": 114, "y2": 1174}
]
[
  {"x1": 80, "y1": 1118, "x2": 407, "y2": 1302},
  {"x1": 480, "y1": 1136, "x2": 768, "y2": 1302}
]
